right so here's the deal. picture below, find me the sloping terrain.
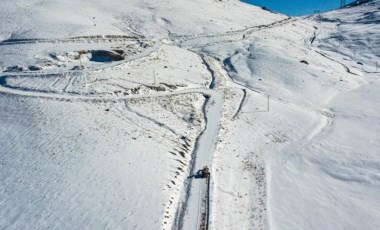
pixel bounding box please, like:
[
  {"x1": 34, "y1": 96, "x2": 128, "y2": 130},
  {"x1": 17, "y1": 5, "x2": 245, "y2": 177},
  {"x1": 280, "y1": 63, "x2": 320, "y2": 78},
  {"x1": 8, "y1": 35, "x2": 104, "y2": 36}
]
[{"x1": 0, "y1": 0, "x2": 379, "y2": 230}]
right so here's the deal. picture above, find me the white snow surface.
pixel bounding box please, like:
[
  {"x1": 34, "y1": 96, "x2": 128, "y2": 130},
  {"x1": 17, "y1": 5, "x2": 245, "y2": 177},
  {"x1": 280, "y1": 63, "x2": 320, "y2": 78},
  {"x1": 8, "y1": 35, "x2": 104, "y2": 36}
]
[{"x1": 0, "y1": 0, "x2": 379, "y2": 229}]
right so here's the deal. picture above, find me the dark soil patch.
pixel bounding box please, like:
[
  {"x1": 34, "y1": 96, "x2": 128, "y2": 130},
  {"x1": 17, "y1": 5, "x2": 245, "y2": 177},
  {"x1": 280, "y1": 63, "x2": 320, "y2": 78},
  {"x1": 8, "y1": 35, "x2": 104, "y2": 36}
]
[{"x1": 90, "y1": 50, "x2": 124, "y2": 62}]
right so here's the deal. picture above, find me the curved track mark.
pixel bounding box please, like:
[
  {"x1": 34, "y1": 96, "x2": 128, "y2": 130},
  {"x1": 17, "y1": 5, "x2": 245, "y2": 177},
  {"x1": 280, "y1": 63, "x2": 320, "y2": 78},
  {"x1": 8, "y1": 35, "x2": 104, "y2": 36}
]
[{"x1": 232, "y1": 89, "x2": 247, "y2": 120}]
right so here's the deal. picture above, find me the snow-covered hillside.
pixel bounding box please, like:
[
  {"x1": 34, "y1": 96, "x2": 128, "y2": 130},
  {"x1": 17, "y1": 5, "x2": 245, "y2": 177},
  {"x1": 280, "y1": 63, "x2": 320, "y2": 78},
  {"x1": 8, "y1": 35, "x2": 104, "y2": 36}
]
[{"x1": 0, "y1": 0, "x2": 379, "y2": 229}]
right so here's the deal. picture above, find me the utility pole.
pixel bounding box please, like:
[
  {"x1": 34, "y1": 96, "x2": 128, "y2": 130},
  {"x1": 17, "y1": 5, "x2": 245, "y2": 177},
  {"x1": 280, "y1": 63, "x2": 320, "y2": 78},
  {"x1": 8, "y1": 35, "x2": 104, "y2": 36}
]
[
  {"x1": 153, "y1": 70, "x2": 156, "y2": 85},
  {"x1": 267, "y1": 95, "x2": 270, "y2": 112}
]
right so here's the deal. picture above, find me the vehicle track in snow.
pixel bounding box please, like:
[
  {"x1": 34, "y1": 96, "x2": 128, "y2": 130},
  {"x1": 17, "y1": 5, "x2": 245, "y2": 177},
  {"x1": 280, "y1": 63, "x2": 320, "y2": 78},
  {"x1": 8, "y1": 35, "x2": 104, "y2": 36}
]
[
  {"x1": 232, "y1": 89, "x2": 247, "y2": 120},
  {"x1": 0, "y1": 78, "x2": 223, "y2": 101},
  {"x1": 172, "y1": 17, "x2": 292, "y2": 41},
  {"x1": 314, "y1": 50, "x2": 359, "y2": 75},
  {"x1": 174, "y1": 17, "x2": 293, "y2": 49},
  {"x1": 305, "y1": 26, "x2": 362, "y2": 76},
  {"x1": 126, "y1": 105, "x2": 179, "y2": 136}
]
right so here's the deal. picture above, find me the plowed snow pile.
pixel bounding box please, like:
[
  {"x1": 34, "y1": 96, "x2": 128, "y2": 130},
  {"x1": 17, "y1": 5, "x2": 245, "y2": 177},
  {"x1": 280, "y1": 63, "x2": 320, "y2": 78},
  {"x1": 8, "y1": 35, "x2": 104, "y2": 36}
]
[{"x1": 0, "y1": 0, "x2": 379, "y2": 229}]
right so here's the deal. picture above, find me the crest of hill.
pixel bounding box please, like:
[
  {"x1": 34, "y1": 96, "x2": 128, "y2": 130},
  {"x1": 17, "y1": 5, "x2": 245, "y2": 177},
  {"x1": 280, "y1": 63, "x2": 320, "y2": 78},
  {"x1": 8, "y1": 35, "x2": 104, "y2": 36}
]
[
  {"x1": 344, "y1": 0, "x2": 375, "y2": 8},
  {"x1": 0, "y1": 0, "x2": 285, "y2": 41}
]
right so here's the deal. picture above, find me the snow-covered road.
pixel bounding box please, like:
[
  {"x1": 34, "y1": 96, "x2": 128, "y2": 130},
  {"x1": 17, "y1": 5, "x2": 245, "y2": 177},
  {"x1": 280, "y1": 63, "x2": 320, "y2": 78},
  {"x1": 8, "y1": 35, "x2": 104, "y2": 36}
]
[{"x1": 176, "y1": 91, "x2": 224, "y2": 230}]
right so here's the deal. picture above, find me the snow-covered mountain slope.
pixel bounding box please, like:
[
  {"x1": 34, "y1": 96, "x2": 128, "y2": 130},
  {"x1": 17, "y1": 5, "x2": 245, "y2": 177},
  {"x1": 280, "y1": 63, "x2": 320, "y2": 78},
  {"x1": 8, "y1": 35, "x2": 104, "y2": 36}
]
[
  {"x1": 0, "y1": 0, "x2": 379, "y2": 230},
  {"x1": 310, "y1": 0, "x2": 380, "y2": 73},
  {"x1": 0, "y1": 0, "x2": 283, "y2": 40},
  {"x1": 207, "y1": 1, "x2": 380, "y2": 229}
]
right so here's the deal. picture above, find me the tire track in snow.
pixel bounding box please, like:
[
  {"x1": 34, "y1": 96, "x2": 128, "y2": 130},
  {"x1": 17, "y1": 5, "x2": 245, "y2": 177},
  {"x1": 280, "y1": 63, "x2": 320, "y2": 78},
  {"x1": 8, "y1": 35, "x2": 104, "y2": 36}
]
[
  {"x1": 315, "y1": 50, "x2": 359, "y2": 75},
  {"x1": 232, "y1": 89, "x2": 247, "y2": 120},
  {"x1": 172, "y1": 17, "x2": 291, "y2": 41},
  {"x1": 63, "y1": 75, "x2": 77, "y2": 93},
  {"x1": 0, "y1": 76, "x2": 226, "y2": 102},
  {"x1": 177, "y1": 17, "x2": 293, "y2": 49},
  {"x1": 125, "y1": 102, "x2": 179, "y2": 136}
]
